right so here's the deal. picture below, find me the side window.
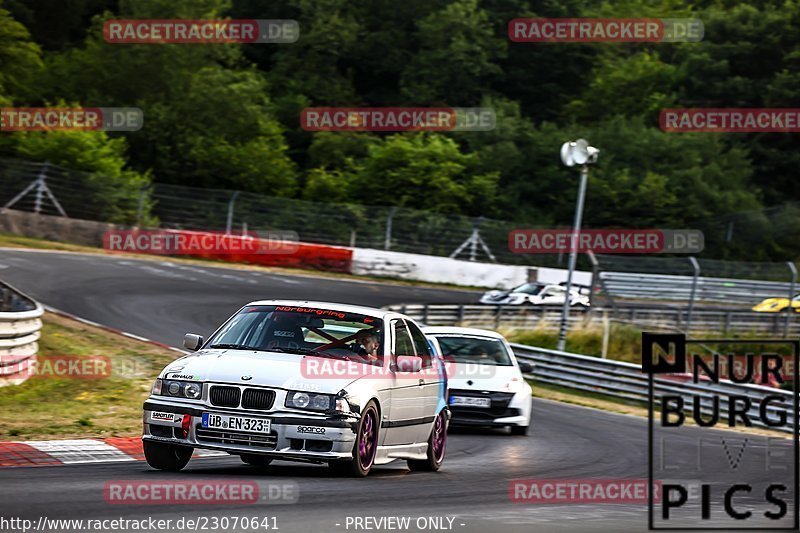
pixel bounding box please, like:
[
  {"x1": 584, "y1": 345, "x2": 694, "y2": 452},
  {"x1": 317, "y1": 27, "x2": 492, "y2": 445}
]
[
  {"x1": 406, "y1": 320, "x2": 433, "y2": 368},
  {"x1": 392, "y1": 321, "x2": 416, "y2": 357}
]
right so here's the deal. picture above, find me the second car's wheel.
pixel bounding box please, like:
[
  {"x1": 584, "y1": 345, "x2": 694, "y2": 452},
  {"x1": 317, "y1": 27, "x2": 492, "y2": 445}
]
[
  {"x1": 510, "y1": 424, "x2": 529, "y2": 436},
  {"x1": 240, "y1": 454, "x2": 273, "y2": 467},
  {"x1": 143, "y1": 440, "x2": 193, "y2": 471},
  {"x1": 329, "y1": 400, "x2": 379, "y2": 477},
  {"x1": 407, "y1": 409, "x2": 447, "y2": 472}
]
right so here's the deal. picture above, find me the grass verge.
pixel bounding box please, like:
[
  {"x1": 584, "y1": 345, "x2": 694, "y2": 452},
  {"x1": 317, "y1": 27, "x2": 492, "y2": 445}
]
[{"x1": 0, "y1": 312, "x2": 179, "y2": 440}]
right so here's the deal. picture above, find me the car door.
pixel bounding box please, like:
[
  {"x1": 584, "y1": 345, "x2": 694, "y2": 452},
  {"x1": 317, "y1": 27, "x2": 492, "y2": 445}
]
[
  {"x1": 382, "y1": 319, "x2": 426, "y2": 446},
  {"x1": 406, "y1": 319, "x2": 444, "y2": 443}
]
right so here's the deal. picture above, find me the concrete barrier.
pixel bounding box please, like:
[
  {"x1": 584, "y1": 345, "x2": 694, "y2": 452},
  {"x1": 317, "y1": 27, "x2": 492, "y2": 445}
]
[
  {"x1": 351, "y1": 248, "x2": 532, "y2": 288},
  {"x1": 0, "y1": 208, "x2": 116, "y2": 247}
]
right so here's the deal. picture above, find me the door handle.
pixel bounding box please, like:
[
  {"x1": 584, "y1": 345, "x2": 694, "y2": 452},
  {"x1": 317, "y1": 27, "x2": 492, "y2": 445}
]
[{"x1": 418, "y1": 379, "x2": 425, "y2": 386}]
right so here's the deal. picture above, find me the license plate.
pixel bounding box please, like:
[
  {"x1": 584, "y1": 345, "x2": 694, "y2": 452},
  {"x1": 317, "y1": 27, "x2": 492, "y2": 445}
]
[
  {"x1": 450, "y1": 396, "x2": 491, "y2": 408},
  {"x1": 201, "y1": 413, "x2": 271, "y2": 433}
]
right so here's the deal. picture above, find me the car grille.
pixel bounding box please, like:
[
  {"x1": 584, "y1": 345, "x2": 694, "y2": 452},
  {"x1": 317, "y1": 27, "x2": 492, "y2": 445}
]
[
  {"x1": 242, "y1": 388, "x2": 275, "y2": 410},
  {"x1": 196, "y1": 427, "x2": 278, "y2": 449},
  {"x1": 210, "y1": 386, "x2": 241, "y2": 407}
]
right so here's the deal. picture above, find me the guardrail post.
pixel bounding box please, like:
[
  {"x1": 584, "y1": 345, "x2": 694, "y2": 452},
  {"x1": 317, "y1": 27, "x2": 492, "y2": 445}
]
[
  {"x1": 458, "y1": 305, "x2": 465, "y2": 323},
  {"x1": 784, "y1": 262, "x2": 796, "y2": 338},
  {"x1": 495, "y1": 305, "x2": 504, "y2": 329},
  {"x1": 686, "y1": 257, "x2": 700, "y2": 332},
  {"x1": 724, "y1": 312, "x2": 731, "y2": 335},
  {"x1": 422, "y1": 304, "x2": 429, "y2": 324},
  {"x1": 384, "y1": 206, "x2": 397, "y2": 250},
  {"x1": 225, "y1": 191, "x2": 239, "y2": 235},
  {"x1": 136, "y1": 185, "x2": 147, "y2": 227},
  {"x1": 587, "y1": 250, "x2": 599, "y2": 318}
]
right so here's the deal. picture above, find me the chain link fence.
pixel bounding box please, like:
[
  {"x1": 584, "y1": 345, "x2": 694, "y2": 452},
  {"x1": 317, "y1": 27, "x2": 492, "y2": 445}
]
[{"x1": 1, "y1": 158, "x2": 573, "y2": 267}]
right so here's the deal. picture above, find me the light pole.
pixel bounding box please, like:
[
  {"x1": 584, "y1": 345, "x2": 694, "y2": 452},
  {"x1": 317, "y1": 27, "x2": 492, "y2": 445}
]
[{"x1": 556, "y1": 139, "x2": 599, "y2": 352}]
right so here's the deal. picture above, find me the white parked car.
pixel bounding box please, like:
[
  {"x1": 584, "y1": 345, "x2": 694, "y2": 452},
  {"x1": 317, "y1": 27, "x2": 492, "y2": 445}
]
[
  {"x1": 142, "y1": 300, "x2": 449, "y2": 477},
  {"x1": 480, "y1": 282, "x2": 590, "y2": 307},
  {"x1": 423, "y1": 327, "x2": 532, "y2": 435}
]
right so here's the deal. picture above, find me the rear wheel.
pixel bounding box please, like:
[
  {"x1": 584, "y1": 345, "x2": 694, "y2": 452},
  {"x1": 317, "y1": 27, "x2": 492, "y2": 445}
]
[
  {"x1": 143, "y1": 440, "x2": 193, "y2": 471},
  {"x1": 329, "y1": 401, "x2": 379, "y2": 477},
  {"x1": 408, "y1": 409, "x2": 447, "y2": 472},
  {"x1": 240, "y1": 454, "x2": 273, "y2": 467}
]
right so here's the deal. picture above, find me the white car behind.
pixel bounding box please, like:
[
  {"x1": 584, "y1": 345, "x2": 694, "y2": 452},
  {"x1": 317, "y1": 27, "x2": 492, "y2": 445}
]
[{"x1": 423, "y1": 327, "x2": 532, "y2": 435}]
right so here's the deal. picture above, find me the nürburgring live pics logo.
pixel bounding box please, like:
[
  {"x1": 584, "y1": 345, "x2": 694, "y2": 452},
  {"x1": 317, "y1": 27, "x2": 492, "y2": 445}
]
[{"x1": 643, "y1": 333, "x2": 799, "y2": 530}]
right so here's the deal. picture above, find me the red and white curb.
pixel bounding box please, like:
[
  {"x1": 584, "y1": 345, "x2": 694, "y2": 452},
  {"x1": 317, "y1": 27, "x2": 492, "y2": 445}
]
[{"x1": 0, "y1": 437, "x2": 224, "y2": 467}]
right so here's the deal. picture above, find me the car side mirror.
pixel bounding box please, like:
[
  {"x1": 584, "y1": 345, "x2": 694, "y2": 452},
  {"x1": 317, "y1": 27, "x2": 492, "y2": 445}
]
[
  {"x1": 518, "y1": 361, "x2": 534, "y2": 374},
  {"x1": 396, "y1": 355, "x2": 422, "y2": 373},
  {"x1": 183, "y1": 333, "x2": 204, "y2": 351}
]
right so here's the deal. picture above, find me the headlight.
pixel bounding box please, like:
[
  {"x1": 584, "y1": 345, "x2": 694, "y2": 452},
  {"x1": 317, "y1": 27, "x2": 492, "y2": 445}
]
[
  {"x1": 153, "y1": 379, "x2": 203, "y2": 399},
  {"x1": 504, "y1": 378, "x2": 526, "y2": 394},
  {"x1": 285, "y1": 391, "x2": 334, "y2": 411}
]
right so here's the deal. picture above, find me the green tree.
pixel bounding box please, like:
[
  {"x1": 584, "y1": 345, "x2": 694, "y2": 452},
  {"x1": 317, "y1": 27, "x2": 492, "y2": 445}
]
[{"x1": 0, "y1": 1, "x2": 42, "y2": 105}]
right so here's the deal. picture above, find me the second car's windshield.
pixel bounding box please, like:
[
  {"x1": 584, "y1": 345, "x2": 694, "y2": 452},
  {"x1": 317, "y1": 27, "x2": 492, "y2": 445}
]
[
  {"x1": 511, "y1": 283, "x2": 544, "y2": 295},
  {"x1": 206, "y1": 305, "x2": 383, "y2": 360},
  {"x1": 435, "y1": 336, "x2": 512, "y2": 366}
]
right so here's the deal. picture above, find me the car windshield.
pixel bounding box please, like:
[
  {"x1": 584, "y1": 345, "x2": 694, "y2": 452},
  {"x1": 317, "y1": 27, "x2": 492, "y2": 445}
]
[
  {"x1": 206, "y1": 305, "x2": 384, "y2": 362},
  {"x1": 511, "y1": 283, "x2": 544, "y2": 295},
  {"x1": 434, "y1": 336, "x2": 512, "y2": 366}
]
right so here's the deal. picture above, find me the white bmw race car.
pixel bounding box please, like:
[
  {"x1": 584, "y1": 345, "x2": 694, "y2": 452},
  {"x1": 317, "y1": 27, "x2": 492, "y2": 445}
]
[
  {"x1": 479, "y1": 282, "x2": 590, "y2": 307},
  {"x1": 142, "y1": 300, "x2": 449, "y2": 477},
  {"x1": 423, "y1": 326, "x2": 532, "y2": 435}
]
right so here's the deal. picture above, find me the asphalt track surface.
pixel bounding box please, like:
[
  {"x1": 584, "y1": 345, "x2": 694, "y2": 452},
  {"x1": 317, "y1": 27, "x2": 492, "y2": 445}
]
[{"x1": 0, "y1": 248, "x2": 795, "y2": 533}]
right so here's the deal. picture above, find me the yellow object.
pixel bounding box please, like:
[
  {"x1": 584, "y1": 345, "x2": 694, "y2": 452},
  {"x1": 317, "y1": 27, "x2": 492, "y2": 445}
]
[{"x1": 752, "y1": 297, "x2": 800, "y2": 313}]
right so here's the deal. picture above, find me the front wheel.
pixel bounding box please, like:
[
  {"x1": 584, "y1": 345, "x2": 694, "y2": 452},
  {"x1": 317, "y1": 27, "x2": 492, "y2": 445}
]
[
  {"x1": 408, "y1": 410, "x2": 447, "y2": 472},
  {"x1": 329, "y1": 400, "x2": 380, "y2": 477},
  {"x1": 143, "y1": 440, "x2": 193, "y2": 471}
]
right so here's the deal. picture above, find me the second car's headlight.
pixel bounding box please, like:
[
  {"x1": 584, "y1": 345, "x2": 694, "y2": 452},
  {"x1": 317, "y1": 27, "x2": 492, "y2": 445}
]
[
  {"x1": 285, "y1": 391, "x2": 334, "y2": 411},
  {"x1": 503, "y1": 377, "x2": 526, "y2": 394},
  {"x1": 152, "y1": 378, "x2": 203, "y2": 399}
]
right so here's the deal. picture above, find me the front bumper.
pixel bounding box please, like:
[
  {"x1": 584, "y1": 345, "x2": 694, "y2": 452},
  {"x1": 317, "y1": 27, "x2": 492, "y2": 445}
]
[
  {"x1": 142, "y1": 399, "x2": 359, "y2": 462},
  {"x1": 447, "y1": 390, "x2": 531, "y2": 427}
]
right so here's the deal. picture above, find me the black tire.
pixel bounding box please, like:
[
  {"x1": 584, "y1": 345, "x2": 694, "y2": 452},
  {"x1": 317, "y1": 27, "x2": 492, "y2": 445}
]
[
  {"x1": 328, "y1": 400, "x2": 380, "y2": 477},
  {"x1": 407, "y1": 409, "x2": 447, "y2": 472},
  {"x1": 510, "y1": 425, "x2": 529, "y2": 436},
  {"x1": 143, "y1": 440, "x2": 193, "y2": 471},
  {"x1": 240, "y1": 454, "x2": 273, "y2": 467}
]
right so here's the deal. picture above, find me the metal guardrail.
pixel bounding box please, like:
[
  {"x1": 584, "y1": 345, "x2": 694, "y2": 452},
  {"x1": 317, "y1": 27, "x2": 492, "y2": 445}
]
[
  {"x1": 0, "y1": 281, "x2": 43, "y2": 386},
  {"x1": 388, "y1": 303, "x2": 800, "y2": 335},
  {"x1": 599, "y1": 271, "x2": 794, "y2": 305},
  {"x1": 511, "y1": 343, "x2": 794, "y2": 434}
]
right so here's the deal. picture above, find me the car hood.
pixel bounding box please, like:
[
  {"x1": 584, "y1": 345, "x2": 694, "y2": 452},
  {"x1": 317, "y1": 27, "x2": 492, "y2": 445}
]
[
  {"x1": 446, "y1": 363, "x2": 522, "y2": 390},
  {"x1": 753, "y1": 298, "x2": 786, "y2": 311},
  {"x1": 160, "y1": 349, "x2": 359, "y2": 394}
]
